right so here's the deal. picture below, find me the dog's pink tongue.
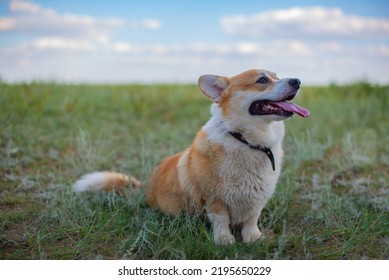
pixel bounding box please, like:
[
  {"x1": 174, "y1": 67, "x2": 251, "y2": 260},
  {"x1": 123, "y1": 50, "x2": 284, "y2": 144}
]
[{"x1": 271, "y1": 101, "x2": 310, "y2": 117}]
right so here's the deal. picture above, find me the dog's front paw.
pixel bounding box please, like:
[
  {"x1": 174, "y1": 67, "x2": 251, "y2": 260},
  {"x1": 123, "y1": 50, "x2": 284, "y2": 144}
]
[
  {"x1": 214, "y1": 232, "x2": 235, "y2": 246},
  {"x1": 242, "y1": 226, "x2": 262, "y2": 244}
]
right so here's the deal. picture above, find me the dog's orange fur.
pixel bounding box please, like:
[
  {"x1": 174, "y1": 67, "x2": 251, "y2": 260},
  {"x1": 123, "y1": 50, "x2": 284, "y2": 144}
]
[
  {"x1": 102, "y1": 172, "x2": 141, "y2": 195},
  {"x1": 146, "y1": 129, "x2": 225, "y2": 216},
  {"x1": 146, "y1": 152, "x2": 184, "y2": 215}
]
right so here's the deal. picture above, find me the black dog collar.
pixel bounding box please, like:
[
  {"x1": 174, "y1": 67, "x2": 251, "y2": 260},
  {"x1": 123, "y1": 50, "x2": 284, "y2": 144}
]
[{"x1": 228, "y1": 131, "x2": 275, "y2": 171}]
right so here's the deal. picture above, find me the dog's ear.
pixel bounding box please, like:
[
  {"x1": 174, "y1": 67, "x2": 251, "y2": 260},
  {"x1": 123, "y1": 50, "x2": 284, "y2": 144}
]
[{"x1": 198, "y1": 75, "x2": 229, "y2": 103}]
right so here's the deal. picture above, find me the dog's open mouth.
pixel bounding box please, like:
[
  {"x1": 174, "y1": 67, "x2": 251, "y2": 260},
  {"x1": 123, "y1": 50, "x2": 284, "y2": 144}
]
[{"x1": 249, "y1": 98, "x2": 310, "y2": 118}]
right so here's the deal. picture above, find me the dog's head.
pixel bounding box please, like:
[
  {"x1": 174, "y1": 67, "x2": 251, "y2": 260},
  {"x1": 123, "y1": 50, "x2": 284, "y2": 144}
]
[{"x1": 198, "y1": 69, "x2": 310, "y2": 124}]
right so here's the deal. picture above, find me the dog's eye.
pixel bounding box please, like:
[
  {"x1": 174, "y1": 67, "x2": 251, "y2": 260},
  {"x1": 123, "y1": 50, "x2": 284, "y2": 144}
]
[{"x1": 256, "y1": 77, "x2": 269, "y2": 84}]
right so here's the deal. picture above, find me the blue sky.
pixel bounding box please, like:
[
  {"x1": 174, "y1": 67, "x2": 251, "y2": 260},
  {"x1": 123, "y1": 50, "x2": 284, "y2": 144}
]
[{"x1": 0, "y1": 0, "x2": 388, "y2": 84}]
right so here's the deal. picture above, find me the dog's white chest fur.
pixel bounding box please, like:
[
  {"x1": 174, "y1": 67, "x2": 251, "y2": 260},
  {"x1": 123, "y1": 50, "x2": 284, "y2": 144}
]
[
  {"x1": 219, "y1": 146, "x2": 282, "y2": 225},
  {"x1": 203, "y1": 110, "x2": 284, "y2": 226}
]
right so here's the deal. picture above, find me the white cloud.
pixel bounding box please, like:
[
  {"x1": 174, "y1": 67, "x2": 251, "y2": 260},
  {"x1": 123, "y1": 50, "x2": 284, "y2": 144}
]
[
  {"x1": 10, "y1": 0, "x2": 40, "y2": 13},
  {"x1": 221, "y1": 6, "x2": 389, "y2": 40},
  {"x1": 0, "y1": 0, "x2": 161, "y2": 44},
  {"x1": 141, "y1": 19, "x2": 161, "y2": 30},
  {"x1": 0, "y1": 18, "x2": 14, "y2": 30},
  {"x1": 104, "y1": 41, "x2": 312, "y2": 58},
  {"x1": 0, "y1": 0, "x2": 125, "y2": 42},
  {"x1": 30, "y1": 37, "x2": 97, "y2": 52},
  {"x1": 365, "y1": 43, "x2": 389, "y2": 57}
]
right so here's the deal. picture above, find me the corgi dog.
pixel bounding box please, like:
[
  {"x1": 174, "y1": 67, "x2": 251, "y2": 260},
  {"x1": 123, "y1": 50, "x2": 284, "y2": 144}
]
[{"x1": 73, "y1": 69, "x2": 310, "y2": 245}]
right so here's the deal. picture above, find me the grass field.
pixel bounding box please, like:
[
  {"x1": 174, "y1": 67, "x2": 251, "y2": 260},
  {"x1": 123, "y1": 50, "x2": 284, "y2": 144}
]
[{"x1": 1, "y1": 81, "x2": 388, "y2": 259}]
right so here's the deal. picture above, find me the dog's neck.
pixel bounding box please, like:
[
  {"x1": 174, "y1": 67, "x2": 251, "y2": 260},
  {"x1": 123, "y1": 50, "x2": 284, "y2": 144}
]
[
  {"x1": 203, "y1": 104, "x2": 283, "y2": 171},
  {"x1": 227, "y1": 131, "x2": 275, "y2": 171}
]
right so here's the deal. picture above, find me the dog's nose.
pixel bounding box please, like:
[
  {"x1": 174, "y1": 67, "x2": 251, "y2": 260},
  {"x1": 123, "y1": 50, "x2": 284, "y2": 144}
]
[{"x1": 288, "y1": 78, "x2": 301, "y2": 89}]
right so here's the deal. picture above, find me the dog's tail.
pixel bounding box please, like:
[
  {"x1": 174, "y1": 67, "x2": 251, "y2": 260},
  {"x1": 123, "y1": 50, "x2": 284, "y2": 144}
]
[{"x1": 73, "y1": 171, "x2": 142, "y2": 195}]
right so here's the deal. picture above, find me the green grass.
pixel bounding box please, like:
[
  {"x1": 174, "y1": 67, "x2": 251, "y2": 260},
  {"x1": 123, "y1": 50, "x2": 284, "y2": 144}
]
[{"x1": 1, "y1": 81, "x2": 388, "y2": 259}]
